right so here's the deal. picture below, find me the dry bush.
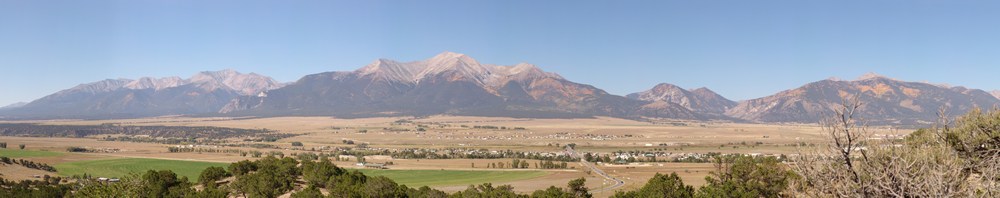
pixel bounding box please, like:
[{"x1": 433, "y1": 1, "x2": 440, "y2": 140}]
[
  {"x1": 939, "y1": 108, "x2": 1000, "y2": 196},
  {"x1": 790, "y1": 97, "x2": 1000, "y2": 197}
]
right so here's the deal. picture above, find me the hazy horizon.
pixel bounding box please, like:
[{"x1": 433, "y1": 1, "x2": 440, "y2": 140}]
[{"x1": 3, "y1": 0, "x2": 1000, "y2": 105}]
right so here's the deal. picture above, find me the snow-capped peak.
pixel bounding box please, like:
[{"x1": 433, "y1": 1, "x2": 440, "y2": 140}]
[
  {"x1": 124, "y1": 76, "x2": 184, "y2": 90},
  {"x1": 353, "y1": 52, "x2": 562, "y2": 87},
  {"x1": 417, "y1": 51, "x2": 486, "y2": 80},
  {"x1": 856, "y1": 72, "x2": 890, "y2": 81},
  {"x1": 356, "y1": 59, "x2": 423, "y2": 83},
  {"x1": 510, "y1": 63, "x2": 541, "y2": 74},
  {"x1": 188, "y1": 69, "x2": 284, "y2": 95}
]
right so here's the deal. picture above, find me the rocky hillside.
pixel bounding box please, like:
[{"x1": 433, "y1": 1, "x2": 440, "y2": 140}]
[
  {"x1": 627, "y1": 83, "x2": 737, "y2": 115},
  {"x1": 726, "y1": 74, "x2": 1000, "y2": 125}
]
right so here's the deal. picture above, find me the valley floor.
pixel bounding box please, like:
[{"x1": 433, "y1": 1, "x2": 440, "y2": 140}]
[{"x1": 0, "y1": 116, "x2": 913, "y2": 196}]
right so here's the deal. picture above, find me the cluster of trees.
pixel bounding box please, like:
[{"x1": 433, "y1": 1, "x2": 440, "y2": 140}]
[
  {"x1": 166, "y1": 147, "x2": 244, "y2": 154},
  {"x1": 241, "y1": 137, "x2": 282, "y2": 142},
  {"x1": 538, "y1": 160, "x2": 569, "y2": 169},
  {"x1": 452, "y1": 178, "x2": 590, "y2": 198},
  {"x1": 611, "y1": 155, "x2": 791, "y2": 198},
  {"x1": 478, "y1": 159, "x2": 569, "y2": 169},
  {"x1": 244, "y1": 151, "x2": 264, "y2": 158},
  {"x1": 102, "y1": 135, "x2": 223, "y2": 145},
  {"x1": 583, "y1": 153, "x2": 614, "y2": 163},
  {"x1": 65, "y1": 146, "x2": 90, "y2": 152},
  {"x1": 0, "y1": 157, "x2": 57, "y2": 172},
  {"x1": 0, "y1": 177, "x2": 71, "y2": 197},
  {"x1": 220, "y1": 143, "x2": 281, "y2": 149},
  {"x1": 0, "y1": 123, "x2": 292, "y2": 141},
  {"x1": 0, "y1": 142, "x2": 22, "y2": 149}
]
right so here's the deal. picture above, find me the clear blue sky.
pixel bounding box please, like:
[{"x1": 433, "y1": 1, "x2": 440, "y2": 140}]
[{"x1": 2, "y1": 0, "x2": 999, "y2": 106}]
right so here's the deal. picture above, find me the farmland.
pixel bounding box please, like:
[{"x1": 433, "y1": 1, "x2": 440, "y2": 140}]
[
  {"x1": 54, "y1": 158, "x2": 228, "y2": 179},
  {"x1": 0, "y1": 148, "x2": 64, "y2": 158}
]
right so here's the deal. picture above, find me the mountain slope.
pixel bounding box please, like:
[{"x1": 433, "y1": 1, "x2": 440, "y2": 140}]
[
  {"x1": 0, "y1": 102, "x2": 27, "y2": 110},
  {"x1": 726, "y1": 74, "x2": 1000, "y2": 125},
  {"x1": 627, "y1": 83, "x2": 736, "y2": 115},
  {"x1": 992, "y1": 90, "x2": 1000, "y2": 100},
  {"x1": 0, "y1": 70, "x2": 284, "y2": 119},
  {"x1": 222, "y1": 52, "x2": 699, "y2": 119}
]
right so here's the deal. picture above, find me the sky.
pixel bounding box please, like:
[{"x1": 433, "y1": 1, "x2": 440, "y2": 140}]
[{"x1": 2, "y1": 0, "x2": 999, "y2": 106}]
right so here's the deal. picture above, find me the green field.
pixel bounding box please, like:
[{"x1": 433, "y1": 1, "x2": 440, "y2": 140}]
[
  {"x1": 0, "y1": 149, "x2": 64, "y2": 158},
  {"x1": 51, "y1": 157, "x2": 547, "y2": 187},
  {"x1": 55, "y1": 158, "x2": 228, "y2": 179},
  {"x1": 354, "y1": 169, "x2": 549, "y2": 187}
]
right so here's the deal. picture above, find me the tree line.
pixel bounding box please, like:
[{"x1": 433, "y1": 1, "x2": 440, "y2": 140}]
[
  {"x1": 477, "y1": 159, "x2": 570, "y2": 170},
  {"x1": 0, "y1": 156, "x2": 57, "y2": 172}
]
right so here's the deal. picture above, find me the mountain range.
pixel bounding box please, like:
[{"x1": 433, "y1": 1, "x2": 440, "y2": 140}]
[
  {"x1": 218, "y1": 52, "x2": 685, "y2": 119},
  {"x1": 627, "y1": 83, "x2": 737, "y2": 117},
  {"x1": 2, "y1": 52, "x2": 998, "y2": 126},
  {"x1": 0, "y1": 69, "x2": 283, "y2": 119},
  {"x1": 726, "y1": 73, "x2": 999, "y2": 125}
]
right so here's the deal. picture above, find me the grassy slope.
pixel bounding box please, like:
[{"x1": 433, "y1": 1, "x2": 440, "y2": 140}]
[
  {"x1": 0, "y1": 149, "x2": 64, "y2": 158},
  {"x1": 354, "y1": 169, "x2": 549, "y2": 187},
  {"x1": 54, "y1": 158, "x2": 228, "y2": 179}
]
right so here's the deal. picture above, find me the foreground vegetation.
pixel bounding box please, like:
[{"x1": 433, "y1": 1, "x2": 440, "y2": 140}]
[{"x1": 1, "y1": 156, "x2": 592, "y2": 198}]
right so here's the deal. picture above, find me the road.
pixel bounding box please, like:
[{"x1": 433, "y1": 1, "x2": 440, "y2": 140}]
[{"x1": 566, "y1": 146, "x2": 625, "y2": 192}]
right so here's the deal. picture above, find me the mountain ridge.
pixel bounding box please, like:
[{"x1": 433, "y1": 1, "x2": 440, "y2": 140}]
[
  {"x1": 627, "y1": 83, "x2": 737, "y2": 115},
  {"x1": 3, "y1": 53, "x2": 998, "y2": 126},
  {"x1": 220, "y1": 52, "x2": 699, "y2": 119},
  {"x1": 0, "y1": 70, "x2": 285, "y2": 119},
  {"x1": 726, "y1": 75, "x2": 1000, "y2": 125},
  {"x1": 0, "y1": 102, "x2": 27, "y2": 109}
]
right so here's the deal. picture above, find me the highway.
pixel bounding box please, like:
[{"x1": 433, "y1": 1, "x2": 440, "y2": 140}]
[{"x1": 566, "y1": 146, "x2": 625, "y2": 192}]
